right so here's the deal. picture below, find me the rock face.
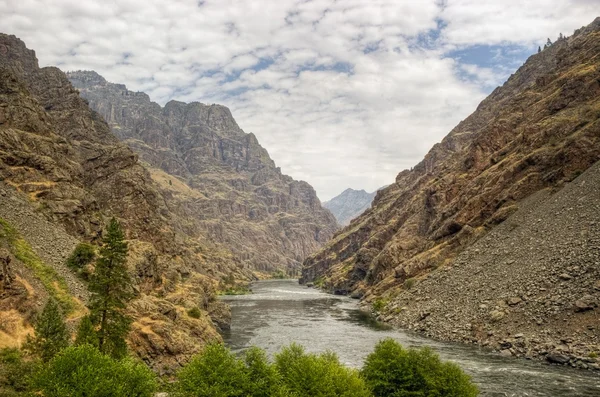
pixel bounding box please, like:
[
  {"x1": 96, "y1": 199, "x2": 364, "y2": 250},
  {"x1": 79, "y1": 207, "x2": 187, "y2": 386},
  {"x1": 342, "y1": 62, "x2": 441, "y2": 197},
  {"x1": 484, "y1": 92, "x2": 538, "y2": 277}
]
[
  {"x1": 384, "y1": 161, "x2": 600, "y2": 368},
  {"x1": 0, "y1": 33, "x2": 242, "y2": 370},
  {"x1": 66, "y1": 71, "x2": 338, "y2": 274},
  {"x1": 301, "y1": 18, "x2": 600, "y2": 365},
  {"x1": 324, "y1": 188, "x2": 377, "y2": 226}
]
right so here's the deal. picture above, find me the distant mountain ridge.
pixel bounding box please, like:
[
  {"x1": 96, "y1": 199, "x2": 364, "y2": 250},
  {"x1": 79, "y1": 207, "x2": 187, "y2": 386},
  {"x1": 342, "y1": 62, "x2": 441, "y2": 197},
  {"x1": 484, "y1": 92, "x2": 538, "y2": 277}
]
[
  {"x1": 67, "y1": 70, "x2": 338, "y2": 274},
  {"x1": 323, "y1": 188, "x2": 377, "y2": 226}
]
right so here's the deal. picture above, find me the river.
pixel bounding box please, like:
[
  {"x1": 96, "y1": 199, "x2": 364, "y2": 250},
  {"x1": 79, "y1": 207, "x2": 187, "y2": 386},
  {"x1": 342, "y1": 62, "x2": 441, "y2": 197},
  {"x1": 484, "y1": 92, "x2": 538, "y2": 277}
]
[{"x1": 220, "y1": 279, "x2": 600, "y2": 397}]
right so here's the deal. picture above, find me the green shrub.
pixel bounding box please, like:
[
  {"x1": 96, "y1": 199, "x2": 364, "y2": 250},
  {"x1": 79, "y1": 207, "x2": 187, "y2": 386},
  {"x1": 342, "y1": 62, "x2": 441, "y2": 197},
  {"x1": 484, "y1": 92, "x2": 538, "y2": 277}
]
[
  {"x1": 271, "y1": 270, "x2": 287, "y2": 279},
  {"x1": 242, "y1": 347, "x2": 287, "y2": 397},
  {"x1": 187, "y1": 307, "x2": 202, "y2": 319},
  {"x1": 175, "y1": 343, "x2": 249, "y2": 397},
  {"x1": 0, "y1": 348, "x2": 39, "y2": 395},
  {"x1": 66, "y1": 243, "x2": 96, "y2": 280},
  {"x1": 66, "y1": 243, "x2": 95, "y2": 270},
  {"x1": 32, "y1": 345, "x2": 157, "y2": 397},
  {"x1": 361, "y1": 338, "x2": 478, "y2": 397},
  {"x1": 372, "y1": 298, "x2": 388, "y2": 312},
  {"x1": 404, "y1": 278, "x2": 416, "y2": 290},
  {"x1": 275, "y1": 343, "x2": 371, "y2": 397}
]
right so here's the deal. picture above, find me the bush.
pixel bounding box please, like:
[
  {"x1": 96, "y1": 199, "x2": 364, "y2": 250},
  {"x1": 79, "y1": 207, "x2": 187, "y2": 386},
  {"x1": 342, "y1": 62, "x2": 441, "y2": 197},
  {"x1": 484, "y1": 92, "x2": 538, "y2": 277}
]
[
  {"x1": 403, "y1": 278, "x2": 416, "y2": 290},
  {"x1": 275, "y1": 343, "x2": 371, "y2": 397},
  {"x1": 66, "y1": 243, "x2": 95, "y2": 270},
  {"x1": 361, "y1": 338, "x2": 478, "y2": 397},
  {"x1": 372, "y1": 298, "x2": 388, "y2": 312},
  {"x1": 175, "y1": 343, "x2": 249, "y2": 397},
  {"x1": 242, "y1": 347, "x2": 287, "y2": 397},
  {"x1": 187, "y1": 307, "x2": 202, "y2": 319},
  {"x1": 176, "y1": 343, "x2": 370, "y2": 397},
  {"x1": 32, "y1": 345, "x2": 156, "y2": 397},
  {"x1": 0, "y1": 348, "x2": 38, "y2": 395}
]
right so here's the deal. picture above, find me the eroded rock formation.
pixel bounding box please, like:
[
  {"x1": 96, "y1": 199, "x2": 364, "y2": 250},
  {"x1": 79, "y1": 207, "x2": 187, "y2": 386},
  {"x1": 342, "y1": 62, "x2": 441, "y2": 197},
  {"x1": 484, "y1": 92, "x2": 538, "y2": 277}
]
[{"x1": 66, "y1": 71, "x2": 338, "y2": 274}]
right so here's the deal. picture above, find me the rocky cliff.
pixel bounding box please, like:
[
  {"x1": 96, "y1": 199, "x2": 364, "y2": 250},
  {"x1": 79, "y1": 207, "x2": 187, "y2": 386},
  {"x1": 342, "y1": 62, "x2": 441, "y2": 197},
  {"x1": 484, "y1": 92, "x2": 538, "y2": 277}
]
[
  {"x1": 66, "y1": 71, "x2": 338, "y2": 274},
  {"x1": 301, "y1": 18, "x2": 600, "y2": 364},
  {"x1": 324, "y1": 188, "x2": 377, "y2": 226},
  {"x1": 0, "y1": 33, "x2": 245, "y2": 371}
]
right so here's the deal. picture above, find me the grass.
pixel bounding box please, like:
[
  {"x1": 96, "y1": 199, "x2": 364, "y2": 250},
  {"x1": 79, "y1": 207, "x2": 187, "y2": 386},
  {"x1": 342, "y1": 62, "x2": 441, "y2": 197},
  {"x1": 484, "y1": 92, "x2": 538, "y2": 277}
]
[
  {"x1": 218, "y1": 285, "x2": 252, "y2": 296},
  {"x1": 403, "y1": 278, "x2": 416, "y2": 290},
  {"x1": 0, "y1": 217, "x2": 79, "y2": 315},
  {"x1": 372, "y1": 298, "x2": 389, "y2": 313},
  {"x1": 186, "y1": 307, "x2": 202, "y2": 319}
]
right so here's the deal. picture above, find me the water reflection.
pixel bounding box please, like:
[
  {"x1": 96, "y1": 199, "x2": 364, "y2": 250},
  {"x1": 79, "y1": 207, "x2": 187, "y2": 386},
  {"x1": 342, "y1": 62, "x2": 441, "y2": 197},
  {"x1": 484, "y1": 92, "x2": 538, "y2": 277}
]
[{"x1": 221, "y1": 279, "x2": 600, "y2": 397}]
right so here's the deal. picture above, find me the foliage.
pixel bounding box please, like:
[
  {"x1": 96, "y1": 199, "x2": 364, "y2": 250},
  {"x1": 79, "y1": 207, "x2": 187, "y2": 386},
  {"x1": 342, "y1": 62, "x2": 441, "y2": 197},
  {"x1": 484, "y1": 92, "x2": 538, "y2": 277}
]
[
  {"x1": 176, "y1": 343, "x2": 369, "y2": 397},
  {"x1": 372, "y1": 298, "x2": 389, "y2": 313},
  {"x1": 361, "y1": 338, "x2": 479, "y2": 397},
  {"x1": 313, "y1": 276, "x2": 325, "y2": 289},
  {"x1": 242, "y1": 347, "x2": 287, "y2": 397},
  {"x1": 175, "y1": 343, "x2": 249, "y2": 397},
  {"x1": 187, "y1": 307, "x2": 202, "y2": 319},
  {"x1": 66, "y1": 243, "x2": 96, "y2": 279},
  {"x1": 0, "y1": 348, "x2": 39, "y2": 396},
  {"x1": 75, "y1": 315, "x2": 99, "y2": 347},
  {"x1": 24, "y1": 298, "x2": 70, "y2": 362},
  {"x1": 219, "y1": 285, "x2": 252, "y2": 295},
  {"x1": 32, "y1": 345, "x2": 156, "y2": 397},
  {"x1": 274, "y1": 343, "x2": 371, "y2": 397},
  {"x1": 403, "y1": 278, "x2": 416, "y2": 290},
  {"x1": 222, "y1": 273, "x2": 235, "y2": 286},
  {"x1": 271, "y1": 270, "x2": 287, "y2": 279},
  {"x1": 0, "y1": 217, "x2": 78, "y2": 313},
  {"x1": 88, "y1": 218, "x2": 133, "y2": 359}
]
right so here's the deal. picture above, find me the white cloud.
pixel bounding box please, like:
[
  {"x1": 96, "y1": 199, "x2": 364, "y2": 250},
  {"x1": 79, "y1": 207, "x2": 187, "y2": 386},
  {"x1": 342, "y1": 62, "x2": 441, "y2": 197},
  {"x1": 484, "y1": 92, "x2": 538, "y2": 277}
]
[{"x1": 0, "y1": 0, "x2": 597, "y2": 200}]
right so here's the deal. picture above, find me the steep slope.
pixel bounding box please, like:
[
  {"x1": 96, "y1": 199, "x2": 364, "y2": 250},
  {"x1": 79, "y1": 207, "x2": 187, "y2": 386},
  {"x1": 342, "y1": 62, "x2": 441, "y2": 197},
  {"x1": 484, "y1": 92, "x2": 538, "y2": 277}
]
[
  {"x1": 0, "y1": 33, "x2": 243, "y2": 370},
  {"x1": 324, "y1": 188, "x2": 377, "y2": 226},
  {"x1": 301, "y1": 17, "x2": 600, "y2": 346},
  {"x1": 386, "y1": 161, "x2": 600, "y2": 367},
  {"x1": 66, "y1": 71, "x2": 338, "y2": 274}
]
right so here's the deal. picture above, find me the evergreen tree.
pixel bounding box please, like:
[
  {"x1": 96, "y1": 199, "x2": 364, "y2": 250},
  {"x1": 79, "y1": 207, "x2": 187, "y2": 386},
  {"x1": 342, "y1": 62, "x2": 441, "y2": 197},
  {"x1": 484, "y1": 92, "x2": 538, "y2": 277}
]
[
  {"x1": 88, "y1": 218, "x2": 133, "y2": 359},
  {"x1": 25, "y1": 298, "x2": 70, "y2": 362},
  {"x1": 74, "y1": 315, "x2": 99, "y2": 347},
  {"x1": 546, "y1": 37, "x2": 553, "y2": 47},
  {"x1": 538, "y1": 46, "x2": 541, "y2": 53}
]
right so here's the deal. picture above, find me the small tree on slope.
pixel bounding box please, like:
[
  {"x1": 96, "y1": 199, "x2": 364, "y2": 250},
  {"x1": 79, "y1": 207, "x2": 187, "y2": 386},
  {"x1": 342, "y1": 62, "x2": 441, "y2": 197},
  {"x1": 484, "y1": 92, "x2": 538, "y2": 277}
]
[
  {"x1": 25, "y1": 298, "x2": 70, "y2": 362},
  {"x1": 88, "y1": 218, "x2": 133, "y2": 359}
]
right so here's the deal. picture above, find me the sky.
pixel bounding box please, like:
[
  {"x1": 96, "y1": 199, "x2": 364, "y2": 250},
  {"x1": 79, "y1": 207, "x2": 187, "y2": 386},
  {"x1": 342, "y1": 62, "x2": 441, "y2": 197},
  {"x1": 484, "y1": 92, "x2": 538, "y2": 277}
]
[{"x1": 1, "y1": 1, "x2": 599, "y2": 200}]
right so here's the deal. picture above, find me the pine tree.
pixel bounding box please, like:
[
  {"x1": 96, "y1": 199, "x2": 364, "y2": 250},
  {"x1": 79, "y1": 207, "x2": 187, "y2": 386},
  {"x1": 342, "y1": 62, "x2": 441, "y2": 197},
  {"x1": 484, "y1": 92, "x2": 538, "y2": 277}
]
[
  {"x1": 546, "y1": 38, "x2": 553, "y2": 47},
  {"x1": 538, "y1": 46, "x2": 541, "y2": 53},
  {"x1": 74, "y1": 315, "x2": 99, "y2": 347},
  {"x1": 88, "y1": 218, "x2": 133, "y2": 359},
  {"x1": 25, "y1": 298, "x2": 70, "y2": 361}
]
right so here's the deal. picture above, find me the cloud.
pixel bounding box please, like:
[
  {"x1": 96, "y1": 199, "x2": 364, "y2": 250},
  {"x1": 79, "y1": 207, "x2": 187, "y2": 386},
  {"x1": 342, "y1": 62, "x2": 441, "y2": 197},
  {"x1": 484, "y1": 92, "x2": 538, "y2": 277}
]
[{"x1": 0, "y1": 0, "x2": 596, "y2": 200}]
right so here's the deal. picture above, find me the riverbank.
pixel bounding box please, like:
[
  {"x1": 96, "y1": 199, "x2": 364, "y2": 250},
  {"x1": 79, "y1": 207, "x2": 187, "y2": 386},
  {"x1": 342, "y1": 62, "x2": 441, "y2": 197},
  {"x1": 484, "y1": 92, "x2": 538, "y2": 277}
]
[{"x1": 223, "y1": 280, "x2": 600, "y2": 396}]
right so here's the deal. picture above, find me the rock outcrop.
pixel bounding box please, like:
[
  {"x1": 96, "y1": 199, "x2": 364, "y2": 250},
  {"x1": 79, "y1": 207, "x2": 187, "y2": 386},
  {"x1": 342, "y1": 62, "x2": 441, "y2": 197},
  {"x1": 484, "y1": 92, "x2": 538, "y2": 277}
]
[
  {"x1": 301, "y1": 18, "x2": 600, "y2": 365},
  {"x1": 324, "y1": 188, "x2": 377, "y2": 226},
  {"x1": 385, "y1": 161, "x2": 600, "y2": 368},
  {"x1": 66, "y1": 71, "x2": 338, "y2": 274},
  {"x1": 0, "y1": 33, "x2": 241, "y2": 370}
]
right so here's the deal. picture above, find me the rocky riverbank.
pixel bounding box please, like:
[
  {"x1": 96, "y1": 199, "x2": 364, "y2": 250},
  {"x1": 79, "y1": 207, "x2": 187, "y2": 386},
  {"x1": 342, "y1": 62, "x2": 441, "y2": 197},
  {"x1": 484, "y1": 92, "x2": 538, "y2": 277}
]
[{"x1": 364, "y1": 161, "x2": 600, "y2": 371}]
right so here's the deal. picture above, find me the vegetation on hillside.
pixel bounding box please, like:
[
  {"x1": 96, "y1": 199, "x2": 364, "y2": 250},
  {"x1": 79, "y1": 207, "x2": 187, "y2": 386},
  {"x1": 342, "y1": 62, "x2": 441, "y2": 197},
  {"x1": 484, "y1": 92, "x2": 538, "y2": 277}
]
[
  {"x1": 0, "y1": 219, "x2": 478, "y2": 396},
  {"x1": 0, "y1": 217, "x2": 79, "y2": 314}
]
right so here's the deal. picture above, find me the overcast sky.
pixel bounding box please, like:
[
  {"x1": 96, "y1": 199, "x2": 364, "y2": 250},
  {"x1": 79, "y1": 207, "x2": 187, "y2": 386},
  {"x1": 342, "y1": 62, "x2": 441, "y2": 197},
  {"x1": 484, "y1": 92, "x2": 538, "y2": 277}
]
[{"x1": 1, "y1": 1, "x2": 599, "y2": 200}]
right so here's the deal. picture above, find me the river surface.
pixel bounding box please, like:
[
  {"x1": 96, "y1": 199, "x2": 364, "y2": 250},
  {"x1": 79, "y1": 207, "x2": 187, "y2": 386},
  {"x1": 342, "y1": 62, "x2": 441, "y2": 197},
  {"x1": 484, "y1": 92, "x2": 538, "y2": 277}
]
[{"x1": 221, "y1": 279, "x2": 600, "y2": 397}]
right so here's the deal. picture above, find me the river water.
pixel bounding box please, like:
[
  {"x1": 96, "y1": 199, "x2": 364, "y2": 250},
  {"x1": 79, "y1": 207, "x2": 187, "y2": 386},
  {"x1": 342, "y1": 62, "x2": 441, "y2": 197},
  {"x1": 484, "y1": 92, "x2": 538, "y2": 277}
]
[{"x1": 220, "y1": 279, "x2": 600, "y2": 397}]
